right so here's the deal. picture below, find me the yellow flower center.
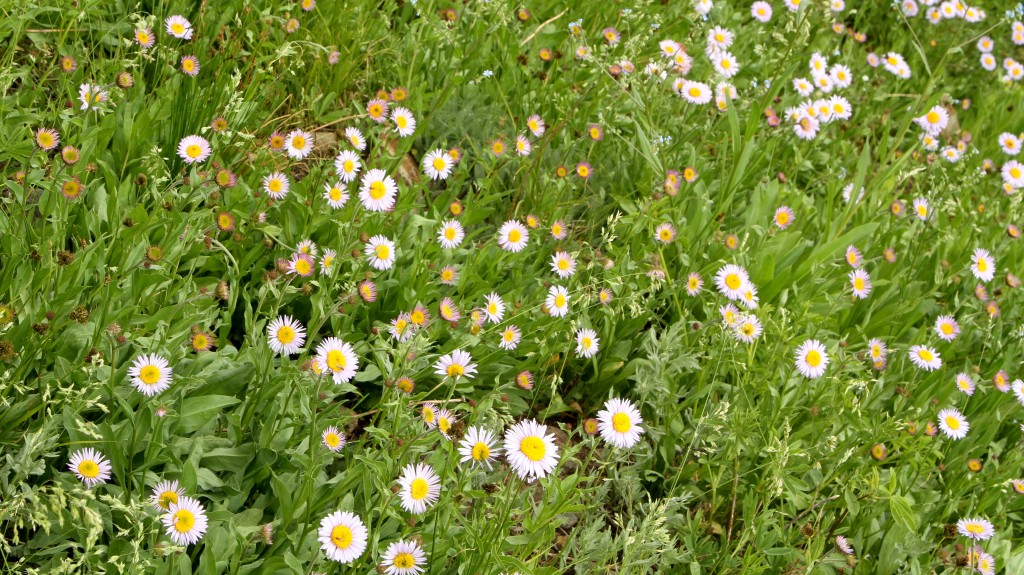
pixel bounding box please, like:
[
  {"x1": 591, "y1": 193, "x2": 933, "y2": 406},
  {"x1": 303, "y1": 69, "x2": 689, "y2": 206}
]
[
  {"x1": 1013, "y1": 167, "x2": 1023, "y2": 179},
  {"x1": 186, "y1": 144, "x2": 202, "y2": 158},
  {"x1": 63, "y1": 181, "x2": 81, "y2": 198},
  {"x1": 410, "y1": 478, "x2": 429, "y2": 500},
  {"x1": 396, "y1": 116, "x2": 408, "y2": 129},
  {"x1": 193, "y1": 334, "x2": 208, "y2": 349},
  {"x1": 917, "y1": 205, "x2": 927, "y2": 217},
  {"x1": 741, "y1": 324, "x2": 754, "y2": 336},
  {"x1": 330, "y1": 525, "x2": 353, "y2": 549},
  {"x1": 557, "y1": 259, "x2": 569, "y2": 270},
  {"x1": 158, "y1": 490, "x2": 178, "y2": 509},
  {"x1": 725, "y1": 274, "x2": 741, "y2": 290},
  {"x1": 438, "y1": 417, "x2": 450, "y2": 433},
  {"x1": 375, "y1": 244, "x2": 390, "y2": 260},
  {"x1": 552, "y1": 225, "x2": 562, "y2": 235},
  {"x1": 329, "y1": 188, "x2": 343, "y2": 201},
  {"x1": 926, "y1": 111, "x2": 940, "y2": 124},
  {"x1": 294, "y1": 259, "x2": 311, "y2": 275},
  {"x1": 446, "y1": 363, "x2": 464, "y2": 378},
  {"x1": 520, "y1": 436, "x2": 546, "y2": 462},
  {"x1": 173, "y1": 509, "x2": 195, "y2": 533},
  {"x1": 528, "y1": 120, "x2": 538, "y2": 131},
  {"x1": 325, "y1": 433, "x2": 340, "y2": 448},
  {"x1": 433, "y1": 157, "x2": 446, "y2": 170},
  {"x1": 183, "y1": 59, "x2": 195, "y2": 72},
  {"x1": 441, "y1": 269, "x2": 453, "y2": 281},
  {"x1": 612, "y1": 412, "x2": 631, "y2": 433},
  {"x1": 492, "y1": 142, "x2": 504, "y2": 154},
  {"x1": 171, "y1": 23, "x2": 185, "y2": 34},
  {"x1": 581, "y1": 337, "x2": 593, "y2": 349},
  {"x1": 977, "y1": 259, "x2": 987, "y2": 272},
  {"x1": 410, "y1": 311, "x2": 425, "y2": 324},
  {"x1": 554, "y1": 294, "x2": 566, "y2": 308},
  {"x1": 292, "y1": 135, "x2": 305, "y2": 149},
  {"x1": 918, "y1": 349, "x2": 933, "y2": 362},
  {"x1": 327, "y1": 350, "x2": 347, "y2": 371},
  {"x1": 38, "y1": 133, "x2": 53, "y2": 147},
  {"x1": 342, "y1": 160, "x2": 354, "y2": 173},
  {"x1": 507, "y1": 229, "x2": 521, "y2": 243},
  {"x1": 777, "y1": 212, "x2": 790, "y2": 225},
  {"x1": 688, "y1": 87, "x2": 702, "y2": 97},
  {"x1": 268, "y1": 179, "x2": 282, "y2": 192},
  {"x1": 369, "y1": 104, "x2": 382, "y2": 117},
  {"x1": 659, "y1": 230, "x2": 672, "y2": 241},
  {"x1": 578, "y1": 166, "x2": 590, "y2": 177},
  {"x1": 276, "y1": 326, "x2": 295, "y2": 344},
  {"x1": 444, "y1": 228, "x2": 456, "y2": 240},
  {"x1": 503, "y1": 330, "x2": 515, "y2": 342},
  {"x1": 805, "y1": 350, "x2": 821, "y2": 367},
  {"x1": 688, "y1": 278, "x2": 699, "y2": 289},
  {"x1": 940, "y1": 324, "x2": 953, "y2": 335},
  {"x1": 369, "y1": 181, "x2": 386, "y2": 200},
  {"x1": 78, "y1": 460, "x2": 99, "y2": 478},
  {"x1": 854, "y1": 278, "x2": 865, "y2": 290},
  {"x1": 394, "y1": 552, "x2": 415, "y2": 569},
  {"x1": 589, "y1": 127, "x2": 600, "y2": 139},
  {"x1": 472, "y1": 442, "x2": 490, "y2": 461},
  {"x1": 139, "y1": 365, "x2": 162, "y2": 385}
]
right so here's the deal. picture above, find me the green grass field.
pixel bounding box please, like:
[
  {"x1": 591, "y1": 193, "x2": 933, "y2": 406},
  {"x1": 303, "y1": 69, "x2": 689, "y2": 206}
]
[{"x1": 2, "y1": 0, "x2": 1024, "y2": 573}]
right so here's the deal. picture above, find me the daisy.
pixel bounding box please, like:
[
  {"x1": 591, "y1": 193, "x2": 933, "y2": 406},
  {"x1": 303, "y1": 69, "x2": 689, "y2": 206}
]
[
  {"x1": 391, "y1": 107, "x2": 416, "y2": 137},
  {"x1": 844, "y1": 245, "x2": 862, "y2": 268},
  {"x1": 263, "y1": 172, "x2": 289, "y2": 200},
  {"x1": 527, "y1": 114, "x2": 545, "y2": 137},
  {"x1": 835, "y1": 535, "x2": 853, "y2": 554},
  {"x1": 714, "y1": 264, "x2": 749, "y2": 300},
  {"x1": 970, "y1": 248, "x2": 995, "y2": 282},
  {"x1": 163, "y1": 496, "x2": 208, "y2": 545},
  {"x1": 686, "y1": 272, "x2": 703, "y2": 296},
  {"x1": 134, "y1": 28, "x2": 155, "y2": 48},
  {"x1": 773, "y1": 206, "x2": 794, "y2": 229},
  {"x1": 380, "y1": 539, "x2": 427, "y2": 575},
  {"x1": 165, "y1": 15, "x2": 193, "y2": 40},
  {"x1": 955, "y1": 372, "x2": 975, "y2": 396},
  {"x1": 68, "y1": 448, "x2": 112, "y2": 488},
  {"x1": 546, "y1": 285, "x2": 570, "y2": 317},
  {"x1": 794, "y1": 339, "x2": 829, "y2": 378},
  {"x1": 409, "y1": 305, "x2": 430, "y2": 328},
  {"x1": 912, "y1": 198, "x2": 930, "y2": 221},
  {"x1": 498, "y1": 325, "x2": 522, "y2": 350},
  {"x1": 720, "y1": 303, "x2": 740, "y2": 327},
  {"x1": 576, "y1": 328, "x2": 599, "y2": 358},
  {"x1": 358, "y1": 280, "x2": 378, "y2": 302},
  {"x1": 850, "y1": 269, "x2": 872, "y2": 299},
  {"x1": 550, "y1": 220, "x2": 567, "y2": 240},
  {"x1": 334, "y1": 150, "x2": 361, "y2": 183},
  {"x1": 423, "y1": 149, "x2": 453, "y2": 180},
  {"x1": 679, "y1": 80, "x2": 713, "y2": 104},
  {"x1": 439, "y1": 265, "x2": 458, "y2": 285},
  {"x1": 956, "y1": 518, "x2": 994, "y2": 540},
  {"x1": 437, "y1": 220, "x2": 464, "y2": 249},
  {"x1": 359, "y1": 169, "x2": 398, "y2": 212},
  {"x1": 711, "y1": 51, "x2": 740, "y2": 78},
  {"x1": 315, "y1": 337, "x2": 359, "y2": 384},
  {"x1": 1013, "y1": 379, "x2": 1024, "y2": 406},
  {"x1": 323, "y1": 181, "x2": 349, "y2": 209},
  {"x1": 483, "y1": 293, "x2": 505, "y2": 323},
  {"x1": 367, "y1": 99, "x2": 389, "y2": 123},
  {"x1": 974, "y1": 550, "x2": 996, "y2": 575},
  {"x1": 389, "y1": 313, "x2": 414, "y2": 342},
  {"x1": 504, "y1": 419, "x2": 560, "y2": 482},
  {"x1": 365, "y1": 235, "x2": 396, "y2": 270},
  {"x1": 35, "y1": 128, "x2": 59, "y2": 150},
  {"x1": 915, "y1": 106, "x2": 948, "y2": 135},
  {"x1": 550, "y1": 251, "x2": 577, "y2": 278},
  {"x1": 288, "y1": 253, "x2": 315, "y2": 277},
  {"x1": 934, "y1": 315, "x2": 960, "y2": 341},
  {"x1": 458, "y1": 426, "x2": 502, "y2": 469},
  {"x1": 438, "y1": 297, "x2": 460, "y2": 322},
  {"x1": 654, "y1": 223, "x2": 676, "y2": 244},
  {"x1": 733, "y1": 315, "x2": 763, "y2": 343},
  {"x1": 497, "y1": 220, "x2": 529, "y2": 252},
  {"x1": 78, "y1": 83, "x2": 108, "y2": 111},
  {"x1": 435, "y1": 409, "x2": 456, "y2": 438},
  {"x1": 128, "y1": 354, "x2": 173, "y2": 396},
  {"x1": 267, "y1": 315, "x2": 306, "y2": 355},
  {"x1": 596, "y1": 397, "x2": 644, "y2": 448},
  {"x1": 344, "y1": 126, "x2": 366, "y2": 150},
  {"x1": 738, "y1": 284, "x2": 759, "y2": 309},
  {"x1": 998, "y1": 132, "x2": 1021, "y2": 155},
  {"x1": 322, "y1": 426, "x2": 346, "y2": 452},
  {"x1": 150, "y1": 480, "x2": 185, "y2": 511},
  {"x1": 868, "y1": 338, "x2": 887, "y2": 362},
  {"x1": 180, "y1": 55, "x2": 200, "y2": 76},
  {"x1": 397, "y1": 463, "x2": 441, "y2": 514},
  {"x1": 434, "y1": 349, "x2": 476, "y2": 380},
  {"x1": 751, "y1": 1, "x2": 773, "y2": 22},
  {"x1": 908, "y1": 345, "x2": 942, "y2": 371},
  {"x1": 318, "y1": 511, "x2": 368, "y2": 563}
]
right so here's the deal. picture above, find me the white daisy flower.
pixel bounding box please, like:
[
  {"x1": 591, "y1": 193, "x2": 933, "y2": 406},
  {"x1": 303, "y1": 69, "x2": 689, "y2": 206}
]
[
  {"x1": 78, "y1": 83, "x2": 108, "y2": 111},
  {"x1": 503, "y1": 419, "x2": 560, "y2": 482},
  {"x1": 914, "y1": 105, "x2": 948, "y2": 135},
  {"x1": 912, "y1": 197, "x2": 930, "y2": 221},
  {"x1": 497, "y1": 220, "x2": 529, "y2": 252},
  {"x1": 733, "y1": 315, "x2": 762, "y2": 343},
  {"x1": 359, "y1": 168, "x2": 398, "y2": 212},
  {"x1": 285, "y1": 129, "x2": 313, "y2": 160},
  {"x1": 397, "y1": 463, "x2": 441, "y2": 514},
  {"x1": 128, "y1": 354, "x2": 173, "y2": 396},
  {"x1": 794, "y1": 339, "x2": 829, "y2": 378},
  {"x1": 162, "y1": 496, "x2": 208, "y2": 545},
  {"x1": 344, "y1": 126, "x2": 366, "y2": 150},
  {"x1": 315, "y1": 337, "x2": 359, "y2": 384},
  {"x1": 423, "y1": 149, "x2": 453, "y2": 180},
  {"x1": 334, "y1": 150, "x2": 362, "y2": 183},
  {"x1": 458, "y1": 426, "x2": 502, "y2": 469},
  {"x1": 150, "y1": 480, "x2": 185, "y2": 511},
  {"x1": 483, "y1": 292, "x2": 505, "y2": 323},
  {"x1": 956, "y1": 517, "x2": 993, "y2": 540},
  {"x1": 679, "y1": 80, "x2": 713, "y2": 104},
  {"x1": 434, "y1": 349, "x2": 477, "y2": 380},
  {"x1": 263, "y1": 172, "x2": 290, "y2": 200},
  {"x1": 550, "y1": 251, "x2": 577, "y2": 278},
  {"x1": 318, "y1": 511, "x2": 368, "y2": 563},
  {"x1": 267, "y1": 315, "x2": 306, "y2": 355},
  {"x1": 850, "y1": 269, "x2": 872, "y2": 299},
  {"x1": 527, "y1": 114, "x2": 546, "y2": 137},
  {"x1": 934, "y1": 315, "x2": 960, "y2": 342},
  {"x1": 365, "y1": 235, "x2": 396, "y2": 270},
  {"x1": 177, "y1": 135, "x2": 211, "y2": 164},
  {"x1": 971, "y1": 248, "x2": 995, "y2": 282},
  {"x1": 908, "y1": 345, "x2": 941, "y2": 371},
  {"x1": 955, "y1": 372, "x2": 976, "y2": 396},
  {"x1": 68, "y1": 448, "x2": 112, "y2": 488},
  {"x1": 322, "y1": 426, "x2": 346, "y2": 452},
  {"x1": 498, "y1": 325, "x2": 522, "y2": 350},
  {"x1": 380, "y1": 539, "x2": 427, "y2": 575},
  {"x1": 323, "y1": 181, "x2": 349, "y2": 209},
  {"x1": 165, "y1": 15, "x2": 193, "y2": 39},
  {"x1": 714, "y1": 264, "x2": 749, "y2": 300},
  {"x1": 391, "y1": 107, "x2": 417, "y2": 137},
  {"x1": 576, "y1": 328, "x2": 599, "y2": 358},
  {"x1": 437, "y1": 219, "x2": 465, "y2": 249},
  {"x1": 597, "y1": 397, "x2": 644, "y2": 448},
  {"x1": 546, "y1": 285, "x2": 570, "y2": 317}
]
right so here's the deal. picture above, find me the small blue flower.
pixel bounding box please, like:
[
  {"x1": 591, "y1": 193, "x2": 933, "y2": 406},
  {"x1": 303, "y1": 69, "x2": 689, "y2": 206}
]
[{"x1": 482, "y1": 70, "x2": 493, "y2": 78}]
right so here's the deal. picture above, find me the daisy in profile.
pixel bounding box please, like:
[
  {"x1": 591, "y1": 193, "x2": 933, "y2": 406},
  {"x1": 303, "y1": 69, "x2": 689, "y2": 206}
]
[
  {"x1": 263, "y1": 172, "x2": 290, "y2": 199},
  {"x1": 934, "y1": 315, "x2": 960, "y2": 341},
  {"x1": 380, "y1": 539, "x2": 427, "y2": 575},
  {"x1": 437, "y1": 220, "x2": 464, "y2": 249},
  {"x1": 267, "y1": 315, "x2": 306, "y2": 355},
  {"x1": 323, "y1": 181, "x2": 349, "y2": 209},
  {"x1": 391, "y1": 107, "x2": 416, "y2": 137},
  {"x1": 499, "y1": 325, "x2": 522, "y2": 350},
  {"x1": 436, "y1": 409, "x2": 456, "y2": 438},
  {"x1": 318, "y1": 511, "x2": 368, "y2": 563},
  {"x1": 546, "y1": 285, "x2": 570, "y2": 317},
  {"x1": 527, "y1": 114, "x2": 545, "y2": 137},
  {"x1": 315, "y1": 337, "x2": 359, "y2": 384},
  {"x1": 596, "y1": 397, "x2": 644, "y2": 448},
  {"x1": 733, "y1": 315, "x2": 762, "y2": 343},
  {"x1": 504, "y1": 419, "x2": 560, "y2": 482},
  {"x1": 365, "y1": 235, "x2": 396, "y2": 270},
  {"x1": 165, "y1": 15, "x2": 193, "y2": 39},
  {"x1": 971, "y1": 248, "x2": 995, "y2": 281},
  {"x1": 128, "y1": 354, "x2": 173, "y2": 396},
  {"x1": 515, "y1": 135, "x2": 532, "y2": 156},
  {"x1": 849, "y1": 269, "x2": 871, "y2": 299},
  {"x1": 576, "y1": 328, "x2": 599, "y2": 358},
  {"x1": 459, "y1": 426, "x2": 502, "y2": 469},
  {"x1": 334, "y1": 150, "x2": 361, "y2": 183},
  {"x1": 150, "y1": 480, "x2": 185, "y2": 511},
  {"x1": 163, "y1": 496, "x2": 208, "y2": 545},
  {"x1": 497, "y1": 220, "x2": 529, "y2": 252},
  {"x1": 322, "y1": 426, "x2": 346, "y2": 452},
  {"x1": 794, "y1": 339, "x2": 829, "y2": 378},
  {"x1": 397, "y1": 463, "x2": 441, "y2": 514},
  {"x1": 344, "y1": 126, "x2": 366, "y2": 150},
  {"x1": 844, "y1": 245, "x2": 862, "y2": 268},
  {"x1": 358, "y1": 280, "x2": 377, "y2": 302},
  {"x1": 79, "y1": 83, "x2": 108, "y2": 111},
  {"x1": 714, "y1": 264, "x2": 749, "y2": 300},
  {"x1": 434, "y1": 349, "x2": 476, "y2": 380},
  {"x1": 359, "y1": 169, "x2": 398, "y2": 211},
  {"x1": 956, "y1": 517, "x2": 994, "y2": 540},
  {"x1": 176, "y1": 135, "x2": 210, "y2": 163},
  {"x1": 483, "y1": 293, "x2": 505, "y2": 323},
  {"x1": 423, "y1": 149, "x2": 453, "y2": 180},
  {"x1": 654, "y1": 223, "x2": 676, "y2": 244},
  {"x1": 908, "y1": 345, "x2": 941, "y2": 371},
  {"x1": 438, "y1": 297, "x2": 460, "y2": 323},
  {"x1": 68, "y1": 448, "x2": 112, "y2": 488},
  {"x1": 835, "y1": 535, "x2": 853, "y2": 555},
  {"x1": 550, "y1": 251, "x2": 577, "y2": 278},
  {"x1": 955, "y1": 373, "x2": 976, "y2": 396}
]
